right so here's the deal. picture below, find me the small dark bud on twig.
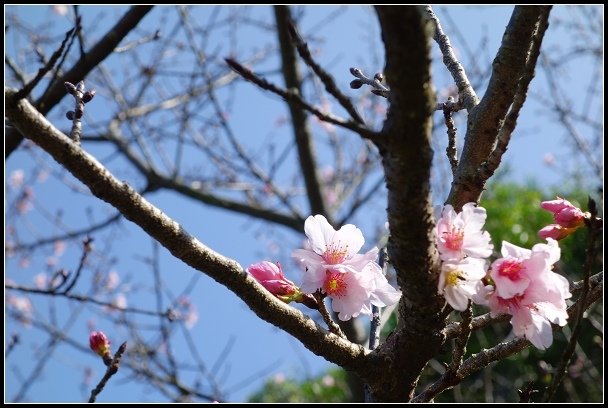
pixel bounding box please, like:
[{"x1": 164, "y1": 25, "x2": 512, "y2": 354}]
[
  {"x1": 349, "y1": 67, "x2": 361, "y2": 77},
  {"x1": 82, "y1": 90, "x2": 96, "y2": 103},
  {"x1": 66, "y1": 111, "x2": 75, "y2": 120},
  {"x1": 76, "y1": 81, "x2": 85, "y2": 92},
  {"x1": 374, "y1": 73, "x2": 384, "y2": 82},
  {"x1": 350, "y1": 79, "x2": 363, "y2": 89}
]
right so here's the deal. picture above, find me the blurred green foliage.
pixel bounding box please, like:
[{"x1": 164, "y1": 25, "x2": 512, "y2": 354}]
[
  {"x1": 247, "y1": 181, "x2": 603, "y2": 402},
  {"x1": 247, "y1": 367, "x2": 351, "y2": 402}
]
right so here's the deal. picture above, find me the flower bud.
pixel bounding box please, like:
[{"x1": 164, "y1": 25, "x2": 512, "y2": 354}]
[
  {"x1": 349, "y1": 79, "x2": 363, "y2": 89},
  {"x1": 540, "y1": 197, "x2": 586, "y2": 229},
  {"x1": 89, "y1": 331, "x2": 111, "y2": 359},
  {"x1": 66, "y1": 111, "x2": 75, "y2": 120},
  {"x1": 538, "y1": 224, "x2": 576, "y2": 241},
  {"x1": 248, "y1": 261, "x2": 299, "y2": 300},
  {"x1": 82, "y1": 90, "x2": 96, "y2": 103}
]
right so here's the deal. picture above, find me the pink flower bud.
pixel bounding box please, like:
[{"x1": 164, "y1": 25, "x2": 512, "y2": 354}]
[
  {"x1": 538, "y1": 224, "x2": 576, "y2": 241},
  {"x1": 247, "y1": 261, "x2": 298, "y2": 299},
  {"x1": 540, "y1": 197, "x2": 586, "y2": 228},
  {"x1": 89, "y1": 331, "x2": 111, "y2": 358}
]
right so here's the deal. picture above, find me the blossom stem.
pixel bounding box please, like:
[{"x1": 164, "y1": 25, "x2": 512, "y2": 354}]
[
  {"x1": 314, "y1": 291, "x2": 345, "y2": 339},
  {"x1": 364, "y1": 247, "x2": 388, "y2": 403},
  {"x1": 88, "y1": 341, "x2": 127, "y2": 403}
]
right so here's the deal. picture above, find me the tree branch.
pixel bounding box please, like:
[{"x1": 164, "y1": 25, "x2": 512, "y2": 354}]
[
  {"x1": 368, "y1": 6, "x2": 444, "y2": 402},
  {"x1": 6, "y1": 87, "x2": 369, "y2": 373},
  {"x1": 425, "y1": 5, "x2": 478, "y2": 112},
  {"x1": 5, "y1": 5, "x2": 154, "y2": 158},
  {"x1": 446, "y1": 6, "x2": 549, "y2": 210},
  {"x1": 478, "y1": 7, "x2": 551, "y2": 181}
]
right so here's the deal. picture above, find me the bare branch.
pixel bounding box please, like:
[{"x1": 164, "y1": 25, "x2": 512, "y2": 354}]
[
  {"x1": 447, "y1": 6, "x2": 550, "y2": 209},
  {"x1": 5, "y1": 5, "x2": 154, "y2": 158},
  {"x1": 479, "y1": 7, "x2": 551, "y2": 181},
  {"x1": 11, "y1": 26, "x2": 77, "y2": 101},
  {"x1": 225, "y1": 58, "x2": 377, "y2": 140},
  {"x1": 425, "y1": 5, "x2": 479, "y2": 111},
  {"x1": 6, "y1": 87, "x2": 368, "y2": 372},
  {"x1": 286, "y1": 18, "x2": 365, "y2": 125}
]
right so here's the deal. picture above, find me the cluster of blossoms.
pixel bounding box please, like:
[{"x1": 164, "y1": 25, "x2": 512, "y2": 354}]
[
  {"x1": 248, "y1": 215, "x2": 401, "y2": 321},
  {"x1": 436, "y1": 201, "x2": 574, "y2": 350}
]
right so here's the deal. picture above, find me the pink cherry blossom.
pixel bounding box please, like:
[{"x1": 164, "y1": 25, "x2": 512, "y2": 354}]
[
  {"x1": 490, "y1": 239, "x2": 560, "y2": 299},
  {"x1": 438, "y1": 257, "x2": 488, "y2": 311},
  {"x1": 292, "y1": 215, "x2": 377, "y2": 276},
  {"x1": 322, "y1": 266, "x2": 375, "y2": 321},
  {"x1": 487, "y1": 266, "x2": 571, "y2": 350},
  {"x1": 292, "y1": 215, "x2": 400, "y2": 320},
  {"x1": 434, "y1": 203, "x2": 493, "y2": 261}
]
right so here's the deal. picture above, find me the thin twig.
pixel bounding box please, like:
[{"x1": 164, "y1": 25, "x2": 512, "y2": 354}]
[
  {"x1": 448, "y1": 303, "x2": 472, "y2": 373},
  {"x1": 114, "y1": 29, "x2": 161, "y2": 53},
  {"x1": 12, "y1": 26, "x2": 77, "y2": 101},
  {"x1": 287, "y1": 19, "x2": 365, "y2": 125},
  {"x1": 225, "y1": 58, "x2": 377, "y2": 140},
  {"x1": 5, "y1": 282, "x2": 166, "y2": 317},
  {"x1": 88, "y1": 341, "x2": 128, "y2": 403},
  {"x1": 5, "y1": 334, "x2": 20, "y2": 358},
  {"x1": 364, "y1": 247, "x2": 388, "y2": 403},
  {"x1": 442, "y1": 97, "x2": 459, "y2": 175},
  {"x1": 425, "y1": 5, "x2": 478, "y2": 112},
  {"x1": 349, "y1": 67, "x2": 390, "y2": 98},
  {"x1": 542, "y1": 197, "x2": 600, "y2": 402},
  {"x1": 314, "y1": 290, "x2": 346, "y2": 338},
  {"x1": 61, "y1": 236, "x2": 93, "y2": 294}
]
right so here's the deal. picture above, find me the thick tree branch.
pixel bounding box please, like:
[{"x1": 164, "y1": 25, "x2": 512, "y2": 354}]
[
  {"x1": 5, "y1": 5, "x2": 154, "y2": 158},
  {"x1": 6, "y1": 87, "x2": 369, "y2": 374},
  {"x1": 446, "y1": 6, "x2": 549, "y2": 210},
  {"x1": 369, "y1": 6, "x2": 444, "y2": 402},
  {"x1": 478, "y1": 7, "x2": 551, "y2": 181}
]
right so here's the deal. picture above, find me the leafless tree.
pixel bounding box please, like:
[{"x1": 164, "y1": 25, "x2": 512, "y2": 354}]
[{"x1": 5, "y1": 5, "x2": 602, "y2": 403}]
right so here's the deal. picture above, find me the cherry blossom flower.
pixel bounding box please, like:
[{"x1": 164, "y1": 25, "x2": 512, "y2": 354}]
[
  {"x1": 486, "y1": 268, "x2": 571, "y2": 350},
  {"x1": 438, "y1": 257, "x2": 488, "y2": 311},
  {"x1": 320, "y1": 265, "x2": 375, "y2": 320},
  {"x1": 434, "y1": 203, "x2": 493, "y2": 261},
  {"x1": 292, "y1": 214, "x2": 378, "y2": 277},
  {"x1": 292, "y1": 215, "x2": 401, "y2": 320},
  {"x1": 490, "y1": 239, "x2": 560, "y2": 299}
]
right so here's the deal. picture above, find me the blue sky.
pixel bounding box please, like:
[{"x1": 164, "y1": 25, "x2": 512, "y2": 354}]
[{"x1": 5, "y1": 5, "x2": 601, "y2": 403}]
